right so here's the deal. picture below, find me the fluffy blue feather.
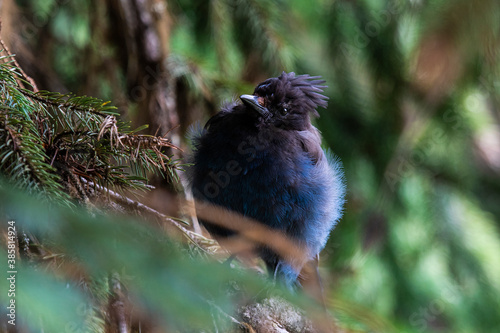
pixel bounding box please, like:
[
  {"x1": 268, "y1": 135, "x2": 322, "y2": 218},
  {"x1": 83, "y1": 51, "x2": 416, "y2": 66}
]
[{"x1": 189, "y1": 72, "x2": 345, "y2": 288}]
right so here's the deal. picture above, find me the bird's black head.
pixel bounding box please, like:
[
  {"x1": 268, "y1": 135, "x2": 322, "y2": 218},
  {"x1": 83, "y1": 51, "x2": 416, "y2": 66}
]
[{"x1": 240, "y1": 72, "x2": 328, "y2": 130}]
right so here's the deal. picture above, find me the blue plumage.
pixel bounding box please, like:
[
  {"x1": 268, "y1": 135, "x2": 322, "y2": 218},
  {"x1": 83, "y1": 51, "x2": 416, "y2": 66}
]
[{"x1": 189, "y1": 72, "x2": 345, "y2": 288}]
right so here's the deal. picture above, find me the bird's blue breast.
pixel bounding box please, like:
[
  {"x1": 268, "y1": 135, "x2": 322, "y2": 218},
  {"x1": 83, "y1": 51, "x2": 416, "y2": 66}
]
[{"x1": 191, "y1": 125, "x2": 344, "y2": 257}]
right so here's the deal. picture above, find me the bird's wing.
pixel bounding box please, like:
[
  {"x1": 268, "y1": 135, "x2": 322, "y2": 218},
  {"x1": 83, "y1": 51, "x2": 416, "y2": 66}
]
[
  {"x1": 297, "y1": 127, "x2": 324, "y2": 165},
  {"x1": 203, "y1": 103, "x2": 252, "y2": 135},
  {"x1": 204, "y1": 110, "x2": 229, "y2": 130}
]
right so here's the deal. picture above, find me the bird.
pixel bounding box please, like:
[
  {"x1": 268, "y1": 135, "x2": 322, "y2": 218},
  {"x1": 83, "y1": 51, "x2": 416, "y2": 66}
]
[{"x1": 188, "y1": 72, "x2": 345, "y2": 289}]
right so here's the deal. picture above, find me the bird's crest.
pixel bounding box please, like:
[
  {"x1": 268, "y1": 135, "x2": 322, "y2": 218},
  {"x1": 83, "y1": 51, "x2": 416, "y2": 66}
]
[{"x1": 254, "y1": 72, "x2": 328, "y2": 117}]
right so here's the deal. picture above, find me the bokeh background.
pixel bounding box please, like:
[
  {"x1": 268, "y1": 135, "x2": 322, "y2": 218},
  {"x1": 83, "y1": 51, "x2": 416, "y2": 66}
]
[{"x1": 1, "y1": 0, "x2": 500, "y2": 332}]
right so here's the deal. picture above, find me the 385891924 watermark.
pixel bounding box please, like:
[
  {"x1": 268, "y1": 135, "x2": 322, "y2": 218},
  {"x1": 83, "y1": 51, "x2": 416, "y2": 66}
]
[{"x1": 6, "y1": 220, "x2": 17, "y2": 326}]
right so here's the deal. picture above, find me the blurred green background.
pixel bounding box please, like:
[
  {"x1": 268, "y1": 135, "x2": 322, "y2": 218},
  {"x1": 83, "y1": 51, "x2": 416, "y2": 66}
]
[{"x1": 2, "y1": 0, "x2": 500, "y2": 332}]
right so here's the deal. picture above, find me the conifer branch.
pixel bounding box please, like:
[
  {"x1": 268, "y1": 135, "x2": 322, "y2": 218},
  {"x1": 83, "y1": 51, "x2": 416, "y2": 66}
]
[{"x1": 0, "y1": 50, "x2": 181, "y2": 204}]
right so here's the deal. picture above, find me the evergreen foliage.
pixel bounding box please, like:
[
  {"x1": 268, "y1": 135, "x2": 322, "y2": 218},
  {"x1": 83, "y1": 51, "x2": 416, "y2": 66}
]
[{"x1": 0, "y1": 53, "x2": 179, "y2": 206}]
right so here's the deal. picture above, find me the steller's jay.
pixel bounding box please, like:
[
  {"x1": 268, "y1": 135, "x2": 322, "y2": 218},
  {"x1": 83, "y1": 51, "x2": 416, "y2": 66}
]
[{"x1": 189, "y1": 72, "x2": 345, "y2": 289}]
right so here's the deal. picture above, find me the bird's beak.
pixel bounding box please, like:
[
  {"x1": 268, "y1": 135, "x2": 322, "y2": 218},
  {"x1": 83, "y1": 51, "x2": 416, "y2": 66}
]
[{"x1": 240, "y1": 94, "x2": 271, "y2": 118}]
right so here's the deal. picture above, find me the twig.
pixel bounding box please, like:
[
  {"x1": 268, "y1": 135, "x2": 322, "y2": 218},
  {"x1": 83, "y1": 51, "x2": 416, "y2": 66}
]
[
  {"x1": 108, "y1": 273, "x2": 131, "y2": 333},
  {"x1": 20, "y1": 90, "x2": 110, "y2": 117},
  {"x1": 207, "y1": 299, "x2": 243, "y2": 326},
  {"x1": 80, "y1": 178, "x2": 213, "y2": 252}
]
